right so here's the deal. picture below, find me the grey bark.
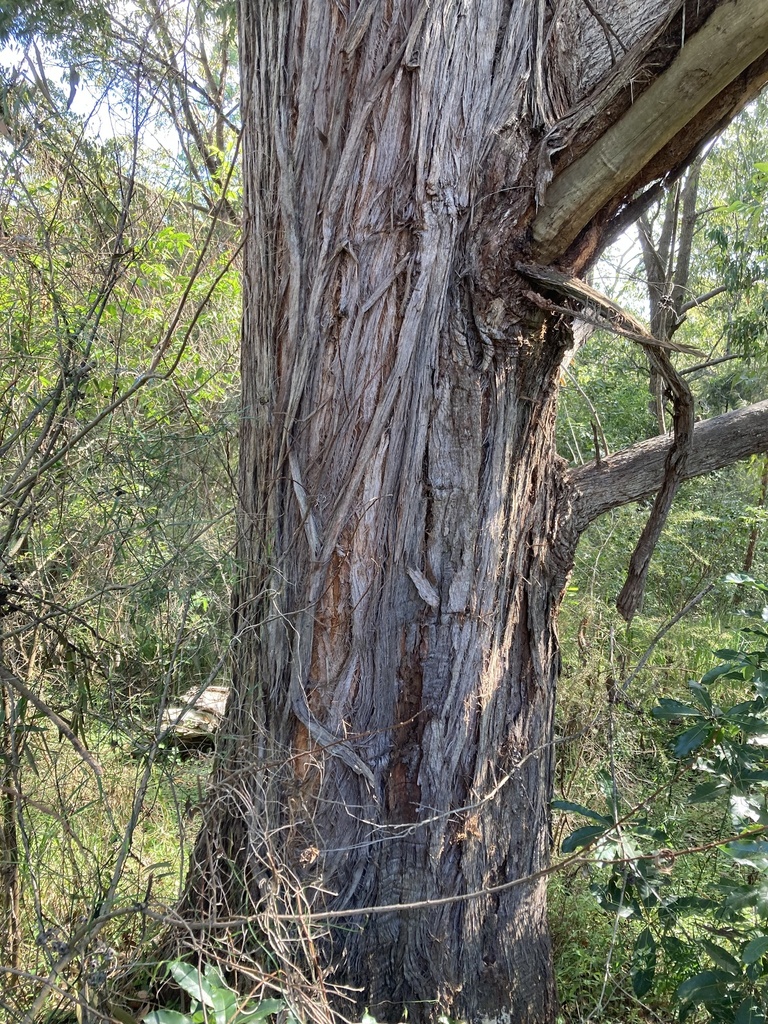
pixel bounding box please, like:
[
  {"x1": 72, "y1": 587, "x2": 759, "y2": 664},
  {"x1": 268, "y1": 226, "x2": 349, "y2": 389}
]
[
  {"x1": 180, "y1": 3, "x2": 768, "y2": 1022},
  {"x1": 571, "y1": 400, "x2": 768, "y2": 528}
]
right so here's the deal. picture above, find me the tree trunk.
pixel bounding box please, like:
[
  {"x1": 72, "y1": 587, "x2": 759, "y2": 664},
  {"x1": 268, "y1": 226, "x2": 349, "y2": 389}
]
[
  {"x1": 0, "y1": 673, "x2": 21, "y2": 974},
  {"x1": 180, "y1": 3, "x2": 768, "y2": 1021}
]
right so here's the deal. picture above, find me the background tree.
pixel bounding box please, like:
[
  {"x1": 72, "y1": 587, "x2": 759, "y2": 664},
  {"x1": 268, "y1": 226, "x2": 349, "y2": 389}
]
[
  {"x1": 551, "y1": 102, "x2": 768, "y2": 1018},
  {"x1": 109, "y1": 0, "x2": 239, "y2": 222},
  {"x1": 180, "y1": 3, "x2": 768, "y2": 1023},
  {"x1": 562, "y1": 94, "x2": 768, "y2": 616}
]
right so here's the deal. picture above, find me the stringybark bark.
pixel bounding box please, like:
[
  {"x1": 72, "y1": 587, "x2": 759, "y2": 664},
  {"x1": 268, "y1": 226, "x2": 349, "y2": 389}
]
[{"x1": 179, "y1": 3, "x2": 768, "y2": 1021}]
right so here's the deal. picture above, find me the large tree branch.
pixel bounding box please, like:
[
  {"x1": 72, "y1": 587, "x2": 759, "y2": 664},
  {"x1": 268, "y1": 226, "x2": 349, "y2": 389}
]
[
  {"x1": 570, "y1": 400, "x2": 768, "y2": 530},
  {"x1": 532, "y1": 0, "x2": 768, "y2": 263}
]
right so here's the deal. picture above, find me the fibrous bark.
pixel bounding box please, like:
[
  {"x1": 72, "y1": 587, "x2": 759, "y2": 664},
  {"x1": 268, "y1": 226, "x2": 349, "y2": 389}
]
[{"x1": 179, "y1": 3, "x2": 768, "y2": 1022}]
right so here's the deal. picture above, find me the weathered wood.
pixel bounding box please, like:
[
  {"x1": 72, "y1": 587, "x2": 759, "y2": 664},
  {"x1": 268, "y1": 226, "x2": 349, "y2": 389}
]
[
  {"x1": 517, "y1": 261, "x2": 702, "y2": 352},
  {"x1": 161, "y1": 685, "x2": 229, "y2": 743},
  {"x1": 532, "y1": 0, "x2": 768, "y2": 261}
]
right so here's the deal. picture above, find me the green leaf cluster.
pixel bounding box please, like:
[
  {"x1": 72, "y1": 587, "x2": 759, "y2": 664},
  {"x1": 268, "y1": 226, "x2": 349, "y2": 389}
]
[
  {"x1": 559, "y1": 576, "x2": 768, "y2": 1023},
  {"x1": 144, "y1": 961, "x2": 289, "y2": 1024}
]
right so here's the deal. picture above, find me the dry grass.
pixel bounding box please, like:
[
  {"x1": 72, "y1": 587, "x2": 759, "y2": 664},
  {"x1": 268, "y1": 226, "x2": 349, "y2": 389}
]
[{"x1": 0, "y1": 718, "x2": 209, "y2": 1024}]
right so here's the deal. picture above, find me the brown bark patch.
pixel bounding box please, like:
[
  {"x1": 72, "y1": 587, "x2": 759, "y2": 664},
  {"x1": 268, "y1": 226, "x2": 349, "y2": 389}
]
[{"x1": 387, "y1": 649, "x2": 425, "y2": 824}]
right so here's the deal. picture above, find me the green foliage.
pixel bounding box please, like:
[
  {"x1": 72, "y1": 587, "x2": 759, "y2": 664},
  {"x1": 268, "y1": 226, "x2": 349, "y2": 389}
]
[
  {"x1": 0, "y1": 108, "x2": 239, "y2": 710},
  {"x1": 558, "y1": 577, "x2": 768, "y2": 1023},
  {"x1": 0, "y1": 0, "x2": 110, "y2": 52},
  {"x1": 0, "y1": 12, "x2": 240, "y2": 1020},
  {"x1": 143, "y1": 961, "x2": 289, "y2": 1024}
]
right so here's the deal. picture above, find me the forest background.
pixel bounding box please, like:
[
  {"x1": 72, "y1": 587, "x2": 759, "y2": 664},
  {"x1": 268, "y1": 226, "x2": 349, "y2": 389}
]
[{"x1": 2, "y1": 1, "x2": 768, "y2": 1022}]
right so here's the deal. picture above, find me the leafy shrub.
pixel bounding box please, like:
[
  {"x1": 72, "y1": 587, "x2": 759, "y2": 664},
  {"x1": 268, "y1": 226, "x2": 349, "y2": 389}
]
[{"x1": 558, "y1": 575, "x2": 768, "y2": 1023}]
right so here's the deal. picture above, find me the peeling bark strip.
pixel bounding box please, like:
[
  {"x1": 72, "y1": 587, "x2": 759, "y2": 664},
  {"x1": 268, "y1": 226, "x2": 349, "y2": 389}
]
[
  {"x1": 179, "y1": 3, "x2": 768, "y2": 1021},
  {"x1": 516, "y1": 261, "x2": 701, "y2": 352},
  {"x1": 615, "y1": 161, "x2": 700, "y2": 621},
  {"x1": 616, "y1": 348, "x2": 694, "y2": 621}
]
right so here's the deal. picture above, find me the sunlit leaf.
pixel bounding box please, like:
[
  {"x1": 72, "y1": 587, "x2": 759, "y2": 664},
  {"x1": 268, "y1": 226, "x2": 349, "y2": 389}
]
[{"x1": 170, "y1": 962, "x2": 216, "y2": 1008}]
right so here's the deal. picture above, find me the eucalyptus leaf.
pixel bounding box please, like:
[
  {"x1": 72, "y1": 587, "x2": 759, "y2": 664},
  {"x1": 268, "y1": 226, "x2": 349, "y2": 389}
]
[
  {"x1": 561, "y1": 825, "x2": 607, "y2": 854},
  {"x1": 673, "y1": 723, "x2": 712, "y2": 758},
  {"x1": 724, "y1": 841, "x2": 768, "y2": 870},
  {"x1": 689, "y1": 779, "x2": 729, "y2": 803},
  {"x1": 551, "y1": 799, "x2": 610, "y2": 824},
  {"x1": 742, "y1": 936, "x2": 768, "y2": 964},
  {"x1": 212, "y1": 984, "x2": 238, "y2": 1024},
  {"x1": 204, "y1": 964, "x2": 228, "y2": 990}
]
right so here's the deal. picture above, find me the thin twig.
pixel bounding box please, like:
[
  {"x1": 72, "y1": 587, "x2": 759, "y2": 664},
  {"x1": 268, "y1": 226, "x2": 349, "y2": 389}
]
[{"x1": 621, "y1": 581, "x2": 716, "y2": 695}]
